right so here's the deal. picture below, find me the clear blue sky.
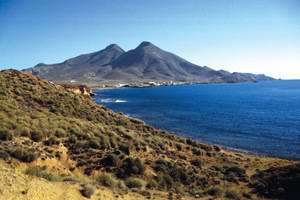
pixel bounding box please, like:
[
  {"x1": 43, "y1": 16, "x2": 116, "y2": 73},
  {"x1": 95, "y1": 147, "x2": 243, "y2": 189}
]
[{"x1": 0, "y1": 0, "x2": 299, "y2": 79}]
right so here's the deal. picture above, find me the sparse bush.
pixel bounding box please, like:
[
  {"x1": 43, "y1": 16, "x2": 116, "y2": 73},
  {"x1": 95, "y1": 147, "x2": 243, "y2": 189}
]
[
  {"x1": 0, "y1": 149, "x2": 10, "y2": 160},
  {"x1": 170, "y1": 166, "x2": 189, "y2": 184},
  {"x1": 74, "y1": 141, "x2": 85, "y2": 149},
  {"x1": 125, "y1": 177, "x2": 144, "y2": 189},
  {"x1": 119, "y1": 144, "x2": 130, "y2": 155},
  {"x1": 97, "y1": 173, "x2": 117, "y2": 187},
  {"x1": 88, "y1": 138, "x2": 100, "y2": 149},
  {"x1": 44, "y1": 137, "x2": 59, "y2": 146},
  {"x1": 11, "y1": 148, "x2": 39, "y2": 162},
  {"x1": 25, "y1": 165, "x2": 62, "y2": 181},
  {"x1": 19, "y1": 127, "x2": 30, "y2": 137},
  {"x1": 146, "y1": 179, "x2": 158, "y2": 189},
  {"x1": 110, "y1": 136, "x2": 118, "y2": 148},
  {"x1": 192, "y1": 148, "x2": 203, "y2": 156},
  {"x1": 214, "y1": 145, "x2": 221, "y2": 152},
  {"x1": 0, "y1": 128, "x2": 13, "y2": 141},
  {"x1": 225, "y1": 166, "x2": 246, "y2": 177},
  {"x1": 81, "y1": 183, "x2": 96, "y2": 198},
  {"x1": 117, "y1": 157, "x2": 145, "y2": 178},
  {"x1": 100, "y1": 135, "x2": 110, "y2": 149},
  {"x1": 116, "y1": 180, "x2": 127, "y2": 190},
  {"x1": 251, "y1": 182, "x2": 266, "y2": 193},
  {"x1": 55, "y1": 128, "x2": 66, "y2": 137},
  {"x1": 62, "y1": 176, "x2": 81, "y2": 182},
  {"x1": 207, "y1": 186, "x2": 224, "y2": 197},
  {"x1": 175, "y1": 143, "x2": 182, "y2": 151},
  {"x1": 242, "y1": 192, "x2": 252, "y2": 199},
  {"x1": 30, "y1": 130, "x2": 43, "y2": 142},
  {"x1": 153, "y1": 159, "x2": 171, "y2": 172},
  {"x1": 101, "y1": 153, "x2": 119, "y2": 167},
  {"x1": 155, "y1": 172, "x2": 173, "y2": 189},
  {"x1": 225, "y1": 188, "x2": 241, "y2": 199},
  {"x1": 190, "y1": 159, "x2": 202, "y2": 168}
]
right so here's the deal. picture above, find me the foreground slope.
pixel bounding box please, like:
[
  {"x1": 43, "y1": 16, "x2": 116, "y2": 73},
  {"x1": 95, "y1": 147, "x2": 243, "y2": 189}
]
[
  {"x1": 0, "y1": 69, "x2": 298, "y2": 200},
  {"x1": 23, "y1": 42, "x2": 273, "y2": 87}
]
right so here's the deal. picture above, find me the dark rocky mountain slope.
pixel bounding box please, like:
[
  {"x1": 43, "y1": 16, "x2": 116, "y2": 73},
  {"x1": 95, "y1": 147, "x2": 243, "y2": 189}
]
[{"x1": 23, "y1": 42, "x2": 273, "y2": 87}]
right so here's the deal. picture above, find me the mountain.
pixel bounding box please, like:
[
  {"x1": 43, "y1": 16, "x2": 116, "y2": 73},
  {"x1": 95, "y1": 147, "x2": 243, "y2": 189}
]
[
  {"x1": 0, "y1": 69, "x2": 297, "y2": 199},
  {"x1": 24, "y1": 44, "x2": 125, "y2": 82},
  {"x1": 23, "y1": 42, "x2": 274, "y2": 86}
]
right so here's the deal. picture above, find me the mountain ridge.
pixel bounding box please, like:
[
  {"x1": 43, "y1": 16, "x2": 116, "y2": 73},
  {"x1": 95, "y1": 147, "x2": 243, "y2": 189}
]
[{"x1": 23, "y1": 41, "x2": 274, "y2": 87}]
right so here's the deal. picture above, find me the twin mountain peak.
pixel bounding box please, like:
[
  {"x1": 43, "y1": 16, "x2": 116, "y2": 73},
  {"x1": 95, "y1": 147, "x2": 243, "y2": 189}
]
[{"x1": 23, "y1": 41, "x2": 273, "y2": 86}]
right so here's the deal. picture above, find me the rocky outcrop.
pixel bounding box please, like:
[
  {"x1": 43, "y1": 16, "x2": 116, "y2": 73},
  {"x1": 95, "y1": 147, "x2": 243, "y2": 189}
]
[{"x1": 58, "y1": 84, "x2": 91, "y2": 97}]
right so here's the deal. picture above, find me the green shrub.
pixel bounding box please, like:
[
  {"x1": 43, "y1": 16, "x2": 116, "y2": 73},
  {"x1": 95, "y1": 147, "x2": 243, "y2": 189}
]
[
  {"x1": 44, "y1": 137, "x2": 59, "y2": 146},
  {"x1": 175, "y1": 143, "x2": 182, "y2": 151},
  {"x1": 88, "y1": 138, "x2": 100, "y2": 149},
  {"x1": 74, "y1": 141, "x2": 85, "y2": 149},
  {"x1": 116, "y1": 180, "x2": 127, "y2": 190},
  {"x1": 19, "y1": 127, "x2": 30, "y2": 137},
  {"x1": 155, "y1": 172, "x2": 174, "y2": 189},
  {"x1": 0, "y1": 128, "x2": 13, "y2": 141},
  {"x1": 242, "y1": 192, "x2": 252, "y2": 199},
  {"x1": 30, "y1": 130, "x2": 44, "y2": 142},
  {"x1": 97, "y1": 173, "x2": 117, "y2": 187},
  {"x1": 62, "y1": 176, "x2": 81, "y2": 182},
  {"x1": 251, "y1": 182, "x2": 266, "y2": 193},
  {"x1": 119, "y1": 144, "x2": 130, "y2": 155},
  {"x1": 207, "y1": 186, "x2": 224, "y2": 197},
  {"x1": 192, "y1": 148, "x2": 203, "y2": 156},
  {"x1": 81, "y1": 183, "x2": 96, "y2": 198},
  {"x1": 225, "y1": 188, "x2": 241, "y2": 199},
  {"x1": 146, "y1": 179, "x2": 158, "y2": 189},
  {"x1": 25, "y1": 165, "x2": 62, "y2": 181},
  {"x1": 170, "y1": 166, "x2": 188, "y2": 184},
  {"x1": 153, "y1": 159, "x2": 171, "y2": 172},
  {"x1": 225, "y1": 166, "x2": 246, "y2": 177},
  {"x1": 117, "y1": 157, "x2": 145, "y2": 178},
  {"x1": 110, "y1": 136, "x2": 118, "y2": 148},
  {"x1": 101, "y1": 153, "x2": 119, "y2": 167},
  {"x1": 0, "y1": 149, "x2": 10, "y2": 160},
  {"x1": 190, "y1": 159, "x2": 202, "y2": 168},
  {"x1": 100, "y1": 135, "x2": 110, "y2": 149},
  {"x1": 11, "y1": 148, "x2": 39, "y2": 162},
  {"x1": 55, "y1": 128, "x2": 66, "y2": 137},
  {"x1": 125, "y1": 177, "x2": 144, "y2": 189},
  {"x1": 214, "y1": 145, "x2": 221, "y2": 152}
]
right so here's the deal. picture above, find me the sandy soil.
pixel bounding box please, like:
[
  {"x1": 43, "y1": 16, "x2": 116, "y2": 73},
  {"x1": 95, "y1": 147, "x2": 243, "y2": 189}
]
[{"x1": 0, "y1": 160, "x2": 199, "y2": 200}]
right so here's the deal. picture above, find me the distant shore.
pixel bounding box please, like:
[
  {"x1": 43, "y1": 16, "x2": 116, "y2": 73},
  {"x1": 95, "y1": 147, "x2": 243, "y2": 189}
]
[{"x1": 90, "y1": 79, "x2": 267, "y2": 91}]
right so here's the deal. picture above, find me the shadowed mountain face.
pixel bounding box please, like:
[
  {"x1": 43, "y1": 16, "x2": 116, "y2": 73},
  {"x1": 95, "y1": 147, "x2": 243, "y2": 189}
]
[
  {"x1": 23, "y1": 41, "x2": 274, "y2": 85},
  {"x1": 24, "y1": 44, "x2": 125, "y2": 82}
]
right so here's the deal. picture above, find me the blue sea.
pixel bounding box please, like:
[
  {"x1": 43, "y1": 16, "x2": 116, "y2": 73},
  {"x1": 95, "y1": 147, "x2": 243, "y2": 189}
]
[{"x1": 93, "y1": 80, "x2": 300, "y2": 160}]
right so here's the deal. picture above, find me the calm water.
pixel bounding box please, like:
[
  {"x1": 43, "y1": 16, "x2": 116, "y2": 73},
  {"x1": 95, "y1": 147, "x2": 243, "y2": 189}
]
[{"x1": 93, "y1": 80, "x2": 300, "y2": 160}]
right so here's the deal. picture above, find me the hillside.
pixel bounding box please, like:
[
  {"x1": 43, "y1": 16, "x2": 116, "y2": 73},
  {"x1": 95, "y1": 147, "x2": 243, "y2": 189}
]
[
  {"x1": 23, "y1": 42, "x2": 273, "y2": 87},
  {"x1": 0, "y1": 69, "x2": 298, "y2": 200}
]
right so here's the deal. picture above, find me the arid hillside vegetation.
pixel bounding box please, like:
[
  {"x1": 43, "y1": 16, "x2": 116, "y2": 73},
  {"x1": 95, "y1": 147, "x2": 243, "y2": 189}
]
[{"x1": 0, "y1": 69, "x2": 298, "y2": 200}]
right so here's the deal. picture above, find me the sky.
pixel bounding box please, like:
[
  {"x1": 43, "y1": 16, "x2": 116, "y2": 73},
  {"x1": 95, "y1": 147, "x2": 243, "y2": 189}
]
[{"x1": 0, "y1": 0, "x2": 299, "y2": 79}]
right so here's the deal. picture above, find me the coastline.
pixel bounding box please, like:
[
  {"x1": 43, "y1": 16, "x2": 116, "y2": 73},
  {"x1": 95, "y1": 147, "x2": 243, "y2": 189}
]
[
  {"x1": 93, "y1": 98, "x2": 299, "y2": 161},
  {"x1": 90, "y1": 79, "x2": 281, "y2": 91},
  {"x1": 92, "y1": 81, "x2": 300, "y2": 161}
]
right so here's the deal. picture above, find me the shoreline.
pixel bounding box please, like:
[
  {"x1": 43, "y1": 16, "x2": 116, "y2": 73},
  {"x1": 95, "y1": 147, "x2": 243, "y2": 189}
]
[
  {"x1": 94, "y1": 100, "x2": 299, "y2": 161},
  {"x1": 92, "y1": 84, "x2": 299, "y2": 162},
  {"x1": 220, "y1": 145, "x2": 299, "y2": 161},
  {"x1": 90, "y1": 79, "x2": 284, "y2": 91}
]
